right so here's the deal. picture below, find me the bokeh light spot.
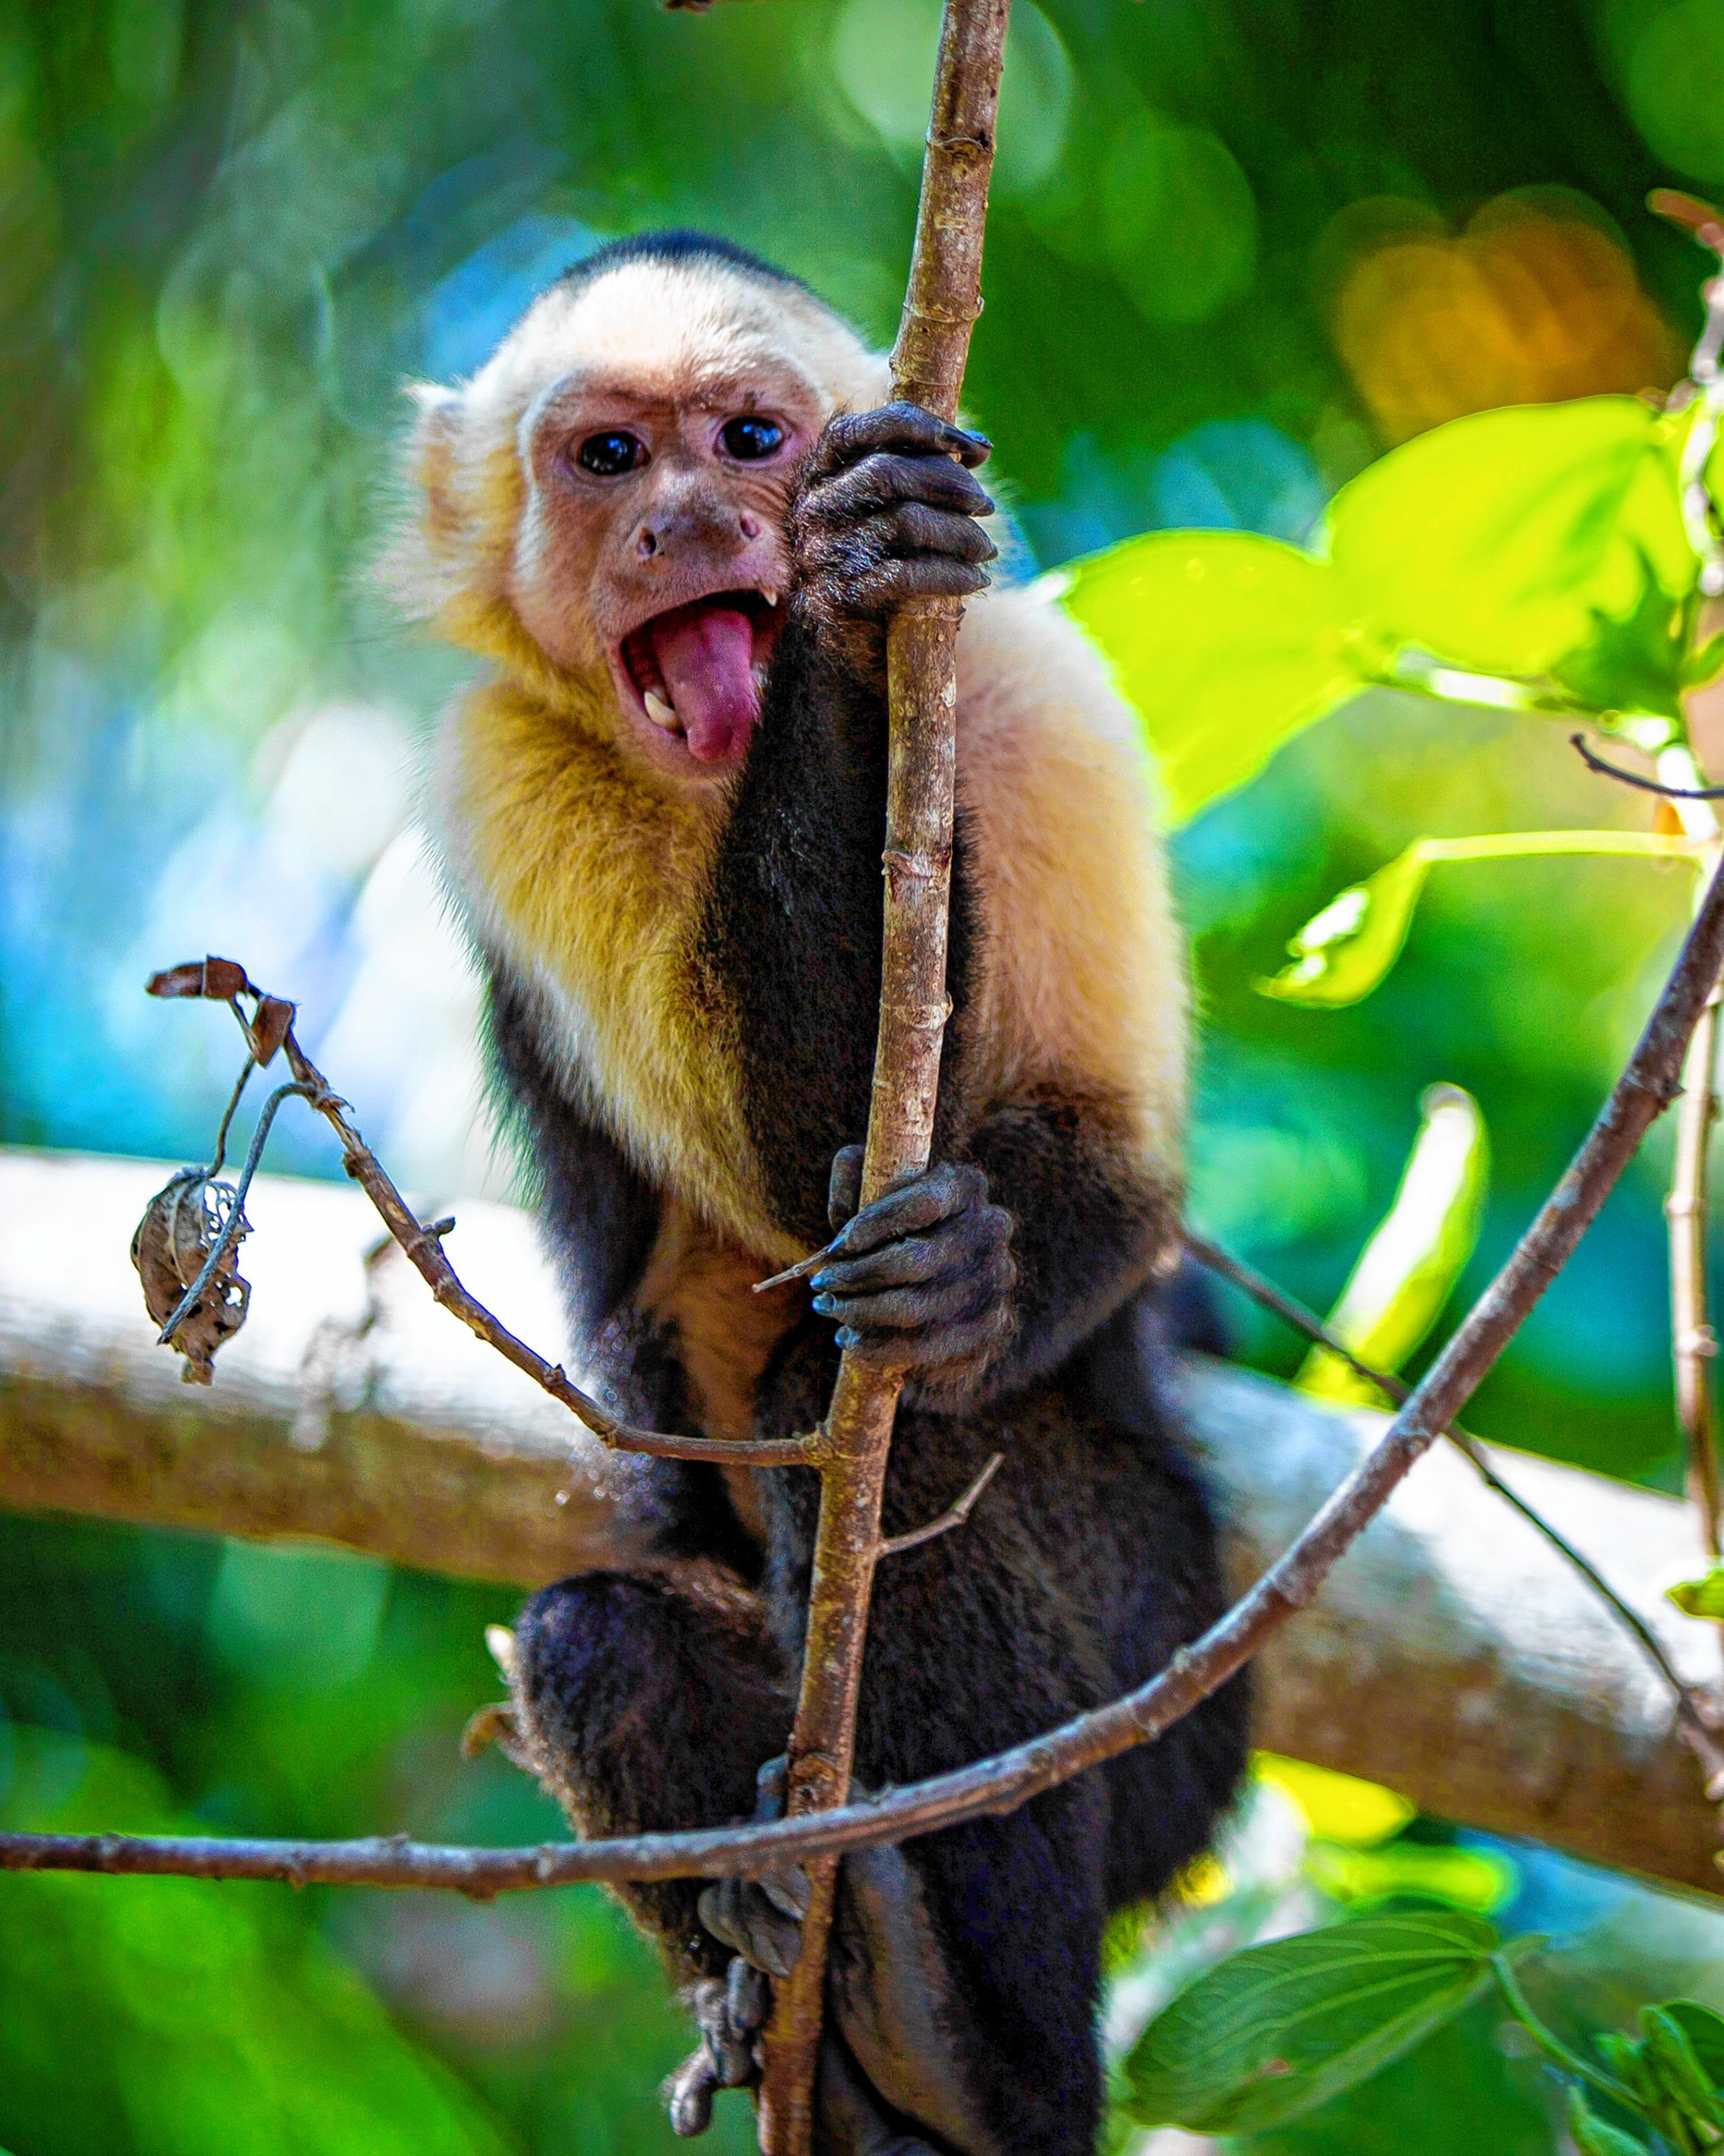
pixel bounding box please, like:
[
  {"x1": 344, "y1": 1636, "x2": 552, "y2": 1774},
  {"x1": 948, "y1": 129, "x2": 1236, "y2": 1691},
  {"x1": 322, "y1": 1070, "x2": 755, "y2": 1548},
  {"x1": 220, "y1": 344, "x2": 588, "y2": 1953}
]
[
  {"x1": 1327, "y1": 188, "x2": 1682, "y2": 441},
  {"x1": 1103, "y1": 116, "x2": 1258, "y2": 327},
  {"x1": 831, "y1": 0, "x2": 1071, "y2": 194},
  {"x1": 1624, "y1": 0, "x2": 1724, "y2": 183}
]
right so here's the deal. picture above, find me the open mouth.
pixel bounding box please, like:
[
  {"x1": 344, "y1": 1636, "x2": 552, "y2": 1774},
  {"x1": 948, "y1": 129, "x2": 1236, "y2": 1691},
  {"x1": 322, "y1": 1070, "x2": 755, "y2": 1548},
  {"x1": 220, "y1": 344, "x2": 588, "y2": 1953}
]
[{"x1": 619, "y1": 588, "x2": 783, "y2": 766}]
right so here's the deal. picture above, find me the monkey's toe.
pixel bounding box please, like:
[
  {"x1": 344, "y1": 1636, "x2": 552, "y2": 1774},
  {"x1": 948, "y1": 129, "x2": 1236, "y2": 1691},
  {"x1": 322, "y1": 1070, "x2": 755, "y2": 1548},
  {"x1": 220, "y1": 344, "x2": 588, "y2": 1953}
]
[{"x1": 697, "y1": 1875, "x2": 805, "y2": 1980}]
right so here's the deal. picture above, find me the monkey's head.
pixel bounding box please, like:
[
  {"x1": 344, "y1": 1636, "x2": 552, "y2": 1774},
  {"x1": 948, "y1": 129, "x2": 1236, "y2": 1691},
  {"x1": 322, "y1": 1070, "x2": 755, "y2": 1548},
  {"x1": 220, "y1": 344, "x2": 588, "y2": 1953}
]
[{"x1": 395, "y1": 231, "x2": 889, "y2": 780}]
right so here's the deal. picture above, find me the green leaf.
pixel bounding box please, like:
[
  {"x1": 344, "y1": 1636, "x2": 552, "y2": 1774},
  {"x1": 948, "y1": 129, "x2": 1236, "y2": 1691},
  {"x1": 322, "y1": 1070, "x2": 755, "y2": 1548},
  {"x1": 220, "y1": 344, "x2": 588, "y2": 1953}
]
[
  {"x1": 1298, "y1": 1083, "x2": 1488, "y2": 1405},
  {"x1": 1666, "y1": 1563, "x2": 1724, "y2": 1619},
  {"x1": 1683, "y1": 631, "x2": 1724, "y2": 691},
  {"x1": 1054, "y1": 532, "x2": 1360, "y2": 826},
  {"x1": 1640, "y1": 2006, "x2": 1724, "y2": 2127},
  {"x1": 1546, "y1": 572, "x2": 1690, "y2": 723},
  {"x1": 1120, "y1": 1909, "x2": 1499, "y2": 2134},
  {"x1": 1327, "y1": 397, "x2": 1695, "y2": 681},
  {"x1": 1567, "y1": 2086, "x2": 1654, "y2": 2156},
  {"x1": 1303, "y1": 1840, "x2": 1516, "y2": 1915},
  {"x1": 1258, "y1": 845, "x2": 1432, "y2": 1008},
  {"x1": 1662, "y1": 2001, "x2": 1724, "y2": 2091},
  {"x1": 1260, "y1": 831, "x2": 1701, "y2": 1008}
]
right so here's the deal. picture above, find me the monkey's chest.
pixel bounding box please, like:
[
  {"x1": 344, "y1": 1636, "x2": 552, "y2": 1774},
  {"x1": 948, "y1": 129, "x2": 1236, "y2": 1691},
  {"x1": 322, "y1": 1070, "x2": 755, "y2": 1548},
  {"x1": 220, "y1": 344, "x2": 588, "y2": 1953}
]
[{"x1": 636, "y1": 1207, "x2": 801, "y2": 1539}]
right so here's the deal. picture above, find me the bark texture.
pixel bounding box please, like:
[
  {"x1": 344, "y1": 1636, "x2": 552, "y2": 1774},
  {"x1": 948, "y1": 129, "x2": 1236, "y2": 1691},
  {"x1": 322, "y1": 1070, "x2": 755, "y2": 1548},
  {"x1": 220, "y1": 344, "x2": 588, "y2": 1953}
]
[{"x1": 1, "y1": 1148, "x2": 1718, "y2": 1899}]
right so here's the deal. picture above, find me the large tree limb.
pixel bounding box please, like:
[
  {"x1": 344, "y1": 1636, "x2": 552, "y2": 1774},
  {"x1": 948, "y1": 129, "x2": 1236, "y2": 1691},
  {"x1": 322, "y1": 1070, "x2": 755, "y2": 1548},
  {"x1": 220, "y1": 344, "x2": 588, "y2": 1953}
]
[{"x1": 1, "y1": 1147, "x2": 1718, "y2": 1897}]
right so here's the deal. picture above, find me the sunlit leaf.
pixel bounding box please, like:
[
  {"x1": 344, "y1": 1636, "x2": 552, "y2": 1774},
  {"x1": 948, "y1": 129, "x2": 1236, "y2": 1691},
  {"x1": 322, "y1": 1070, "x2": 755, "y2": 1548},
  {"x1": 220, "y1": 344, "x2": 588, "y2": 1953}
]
[
  {"x1": 1327, "y1": 397, "x2": 1695, "y2": 681},
  {"x1": 1299, "y1": 1084, "x2": 1488, "y2": 1406},
  {"x1": 1120, "y1": 1909, "x2": 1500, "y2": 2134},
  {"x1": 1053, "y1": 532, "x2": 1360, "y2": 826},
  {"x1": 1254, "y1": 1755, "x2": 1414, "y2": 1848},
  {"x1": 1567, "y1": 2086, "x2": 1654, "y2": 2156},
  {"x1": 1665, "y1": 1563, "x2": 1724, "y2": 1618},
  {"x1": 1684, "y1": 631, "x2": 1724, "y2": 690},
  {"x1": 1258, "y1": 845, "x2": 1432, "y2": 1008},
  {"x1": 1547, "y1": 573, "x2": 1690, "y2": 723},
  {"x1": 1304, "y1": 1841, "x2": 1517, "y2": 1915},
  {"x1": 1261, "y1": 831, "x2": 1701, "y2": 1008}
]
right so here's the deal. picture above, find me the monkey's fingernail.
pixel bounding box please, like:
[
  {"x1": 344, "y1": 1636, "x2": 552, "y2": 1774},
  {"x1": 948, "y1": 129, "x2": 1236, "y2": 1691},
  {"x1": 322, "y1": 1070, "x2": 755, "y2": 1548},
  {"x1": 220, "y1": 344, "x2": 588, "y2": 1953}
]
[
  {"x1": 810, "y1": 1293, "x2": 836, "y2": 1314},
  {"x1": 484, "y1": 1623, "x2": 517, "y2": 1678},
  {"x1": 835, "y1": 1327, "x2": 859, "y2": 1350}
]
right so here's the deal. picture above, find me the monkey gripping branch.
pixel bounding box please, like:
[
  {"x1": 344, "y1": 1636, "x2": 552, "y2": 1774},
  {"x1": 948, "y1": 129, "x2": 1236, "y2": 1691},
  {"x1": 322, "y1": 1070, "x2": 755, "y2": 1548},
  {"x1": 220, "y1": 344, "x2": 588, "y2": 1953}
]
[{"x1": 12, "y1": 19, "x2": 1724, "y2": 2156}]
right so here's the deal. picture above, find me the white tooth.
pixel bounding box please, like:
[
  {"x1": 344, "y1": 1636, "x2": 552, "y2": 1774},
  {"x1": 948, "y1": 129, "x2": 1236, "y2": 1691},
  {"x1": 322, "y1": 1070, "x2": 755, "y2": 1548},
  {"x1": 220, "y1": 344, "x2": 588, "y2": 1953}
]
[
  {"x1": 762, "y1": 588, "x2": 780, "y2": 609},
  {"x1": 644, "y1": 689, "x2": 681, "y2": 732}
]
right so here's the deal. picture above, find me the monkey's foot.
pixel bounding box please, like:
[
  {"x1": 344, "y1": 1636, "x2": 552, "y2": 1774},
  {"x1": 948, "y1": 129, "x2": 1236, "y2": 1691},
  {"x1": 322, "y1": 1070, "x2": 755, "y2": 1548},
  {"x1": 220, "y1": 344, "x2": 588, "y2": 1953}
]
[
  {"x1": 665, "y1": 1756, "x2": 809, "y2": 2137},
  {"x1": 696, "y1": 1752, "x2": 809, "y2": 1972},
  {"x1": 664, "y1": 1958, "x2": 773, "y2": 2136}
]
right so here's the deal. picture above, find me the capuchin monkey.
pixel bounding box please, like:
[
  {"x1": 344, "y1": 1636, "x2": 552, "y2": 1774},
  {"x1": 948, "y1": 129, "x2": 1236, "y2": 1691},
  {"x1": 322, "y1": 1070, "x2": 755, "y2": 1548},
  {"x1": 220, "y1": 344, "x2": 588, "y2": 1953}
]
[{"x1": 391, "y1": 229, "x2": 1247, "y2": 2156}]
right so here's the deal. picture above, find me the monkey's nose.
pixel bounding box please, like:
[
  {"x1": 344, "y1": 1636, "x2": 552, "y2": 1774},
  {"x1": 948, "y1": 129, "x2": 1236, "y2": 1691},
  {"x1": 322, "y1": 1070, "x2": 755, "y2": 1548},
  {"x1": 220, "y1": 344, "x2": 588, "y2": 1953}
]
[{"x1": 634, "y1": 498, "x2": 752, "y2": 563}]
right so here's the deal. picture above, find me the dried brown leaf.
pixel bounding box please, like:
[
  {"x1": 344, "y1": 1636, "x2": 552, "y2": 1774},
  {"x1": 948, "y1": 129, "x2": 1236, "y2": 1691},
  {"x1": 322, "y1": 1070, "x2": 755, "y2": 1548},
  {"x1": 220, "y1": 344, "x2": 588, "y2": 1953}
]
[
  {"x1": 146, "y1": 957, "x2": 254, "y2": 1002},
  {"x1": 130, "y1": 1171, "x2": 251, "y2": 1384},
  {"x1": 249, "y1": 995, "x2": 295, "y2": 1065}
]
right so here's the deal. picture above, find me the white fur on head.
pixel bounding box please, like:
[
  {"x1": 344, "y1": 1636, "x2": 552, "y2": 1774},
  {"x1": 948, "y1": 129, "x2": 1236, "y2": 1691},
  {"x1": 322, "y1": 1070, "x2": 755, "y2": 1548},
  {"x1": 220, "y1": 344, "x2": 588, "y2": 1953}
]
[{"x1": 384, "y1": 249, "x2": 891, "y2": 629}]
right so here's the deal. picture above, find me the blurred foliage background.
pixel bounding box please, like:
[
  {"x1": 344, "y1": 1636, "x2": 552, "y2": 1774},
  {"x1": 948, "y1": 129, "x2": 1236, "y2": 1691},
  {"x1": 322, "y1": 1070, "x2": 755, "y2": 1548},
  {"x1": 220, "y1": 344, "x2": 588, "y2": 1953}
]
[{"x1": 6, "y1": 0, "x2": 1724, "y2": 2149}]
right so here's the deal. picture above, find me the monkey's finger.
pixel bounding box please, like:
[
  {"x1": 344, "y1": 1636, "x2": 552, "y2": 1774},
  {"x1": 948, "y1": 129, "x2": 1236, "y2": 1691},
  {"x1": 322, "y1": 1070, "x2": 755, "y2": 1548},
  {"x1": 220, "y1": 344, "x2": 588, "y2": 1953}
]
[
  {"x1": 665, "y1": 2047, "x2": 719, "y2": 2137},
  {"x1": 827, "y1": 1145, "x2": 865, "y2": 1233},
  {"x1": 849, "y1": 556, "x2": 990, "y2": 610},
  {"x1": 836, "y1": 1309, "x2": 1008, "y2": 1371},
  {"x1": 759, "y1": 1862, "x2": 811, "y2": 1920},
  {"x1": 815, "y1": 1253, "x2": 1014, "y2": 1337},
  {"x1": 877, "y1": 502, "x2": 998, "y2": 564},
  {"x1": 698, "y1": 1880, "x2": 803, "y2": 1980},
  {"x1": 813, "y1": 401, "x2": 991, "y2": 478},
  {"x1": 826, "y1": 1164, "x2": 988, "y2": 1256},
  {"x1": 727, "y1": 1955, "x2": 770, "y2": 2034},
  {"x1": 691, "y1": 1978, "x2": 755, "y2": 2087},
  {"x1": 811, "y1": 1207, "x2": 1010, "y2": 1295},
  {"x1": 808, "y1": 449, "x2": 995, "y2": 517}
]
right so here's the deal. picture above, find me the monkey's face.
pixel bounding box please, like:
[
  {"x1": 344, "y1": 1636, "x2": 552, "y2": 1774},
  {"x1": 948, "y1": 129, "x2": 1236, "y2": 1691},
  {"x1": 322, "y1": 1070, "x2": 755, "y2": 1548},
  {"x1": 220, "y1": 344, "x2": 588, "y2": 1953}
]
[
  {"x1": 399, "y1": 255, "x2": 890, "y2": 782},
  {"x1": 512, "y1": 364, "x2": 824, "y2": 780}
]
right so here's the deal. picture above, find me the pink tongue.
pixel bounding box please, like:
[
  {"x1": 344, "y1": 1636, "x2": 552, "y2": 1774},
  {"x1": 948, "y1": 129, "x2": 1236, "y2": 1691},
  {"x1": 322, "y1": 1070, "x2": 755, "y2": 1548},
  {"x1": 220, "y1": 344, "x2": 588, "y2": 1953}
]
[{"x1": 650, "y1": 606, "x2": 760, "y2": 764}]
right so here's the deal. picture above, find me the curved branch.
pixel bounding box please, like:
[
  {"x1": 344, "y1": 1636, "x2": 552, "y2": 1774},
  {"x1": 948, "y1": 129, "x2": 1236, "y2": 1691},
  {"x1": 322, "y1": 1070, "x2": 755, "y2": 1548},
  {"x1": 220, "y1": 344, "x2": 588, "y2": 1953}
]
[{"x1": 11, "y1": 847, "x2": 1724, "y2": 1901}]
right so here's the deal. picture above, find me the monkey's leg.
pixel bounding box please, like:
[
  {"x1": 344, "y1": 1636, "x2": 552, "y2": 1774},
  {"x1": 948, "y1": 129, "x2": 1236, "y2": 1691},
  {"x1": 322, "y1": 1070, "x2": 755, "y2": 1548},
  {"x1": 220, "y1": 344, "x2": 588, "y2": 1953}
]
[{"x1": 507, "y1": 1562, "x2": 792, "y2": 1978}]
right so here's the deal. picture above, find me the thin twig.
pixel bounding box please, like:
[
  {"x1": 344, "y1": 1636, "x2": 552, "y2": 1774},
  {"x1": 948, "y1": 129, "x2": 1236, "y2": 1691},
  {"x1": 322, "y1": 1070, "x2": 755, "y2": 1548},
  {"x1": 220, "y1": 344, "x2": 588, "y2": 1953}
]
[
  {"x1": 154, "y1": 979, "x2": 821, "y2": 1472},
  {"x1": 1572, "y1": 732, "x2": 1724, "y2": 798},
  {"x1": 207, "y1": 1056, "x2": 255, "y2": 1176},
  {"x1": 159, "y1": 1081, "x2": 317, "y2": 1344},
  {"x1": 1184, "y1": 1229, "x2": 1724, "y2": 1782},
  {"x1": 18, "y1": 802, "x2": 1724, "y2": 1897},
  {"x1": 752, "y1": 1245, "x2": 831, "y2": 1294},
  {"x1": 755, "y1": 6, "x2": 1010, "y2": 2146},
  {"x1": 877, "y1": 1451, "x2": 1002, "y2": 1558}
]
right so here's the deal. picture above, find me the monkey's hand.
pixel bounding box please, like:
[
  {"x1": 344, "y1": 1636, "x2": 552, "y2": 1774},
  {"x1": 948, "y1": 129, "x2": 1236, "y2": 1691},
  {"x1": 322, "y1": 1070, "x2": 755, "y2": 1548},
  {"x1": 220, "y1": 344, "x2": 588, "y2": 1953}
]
[
  {"x1": 811, "y1": 1148, "x2": 1016, "y2": 1396},
  {"x1": 790, "y1": 402, "x2": 996, "y2": 622}
]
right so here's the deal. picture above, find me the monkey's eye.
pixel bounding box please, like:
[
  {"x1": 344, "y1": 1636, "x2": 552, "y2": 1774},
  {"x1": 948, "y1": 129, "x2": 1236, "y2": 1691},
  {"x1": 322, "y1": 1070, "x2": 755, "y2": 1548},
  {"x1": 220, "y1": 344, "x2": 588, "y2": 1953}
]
[
  {"x1": 575, "y1": 430, "x2": 649, "y2": 477},
  {"x1": 719, "y1": 416, "x2": 785, "y2": 461}
]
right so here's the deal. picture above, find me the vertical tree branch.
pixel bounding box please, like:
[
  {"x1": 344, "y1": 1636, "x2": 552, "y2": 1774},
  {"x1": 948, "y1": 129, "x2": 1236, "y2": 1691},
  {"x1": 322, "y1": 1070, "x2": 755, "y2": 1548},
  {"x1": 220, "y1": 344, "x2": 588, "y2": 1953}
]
[
  {"x1": 1667, "y1": 877, "x2": 1724, "y2": 1559},
  {"x1": 755, "y1": 6, "x2": 1010, "y2": 2146}
]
